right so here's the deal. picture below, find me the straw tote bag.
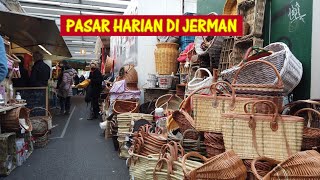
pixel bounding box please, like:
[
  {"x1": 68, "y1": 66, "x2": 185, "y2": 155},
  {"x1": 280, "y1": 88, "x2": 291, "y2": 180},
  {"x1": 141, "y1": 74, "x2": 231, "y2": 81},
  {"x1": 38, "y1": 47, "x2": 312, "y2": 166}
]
[
  {"x1": 187, "y1": 81, "x2": 256, "y2": 132},
  {"x1": 222, "y1": 100, "x2": 304, "y2": 161}
]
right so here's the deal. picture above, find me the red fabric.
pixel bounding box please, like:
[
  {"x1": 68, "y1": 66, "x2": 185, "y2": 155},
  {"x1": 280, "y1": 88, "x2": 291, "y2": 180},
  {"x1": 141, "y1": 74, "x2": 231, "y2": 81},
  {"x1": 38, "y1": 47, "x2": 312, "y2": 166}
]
[
  {"x1": 24, "y1": 54, "x2": 32, "y2": 76},
  {"x1": 177, "y1": 43, "x2": 195, "y2": 62}
]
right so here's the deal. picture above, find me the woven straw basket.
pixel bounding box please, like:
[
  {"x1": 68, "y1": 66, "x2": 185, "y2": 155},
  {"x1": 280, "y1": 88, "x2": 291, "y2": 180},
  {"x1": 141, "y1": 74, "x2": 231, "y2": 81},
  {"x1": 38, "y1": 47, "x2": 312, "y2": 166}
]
[
  {"x1": 182, "y1": 150, "x2": 247, "y2": 180},
  {"x1": 1, "y1": 107, "x2": 32, "y2": 132},
  {"x1": 155, "y1": 94, "x2": 182, "y2": 115},
  {"x1": 104, "y1": 56, "x2": 113, "y2": 73},
  {"x1": 223, "y1": 0, "x2": 240, "y2": 15},
  {"x1": 251, "y1": 150, "x2": 320, "y2": 180},
  {"x1": 237, "y1": 0, "x2": 267, "y2": 39},
  {"x1": 128, "y1": 152, "x2": 159, "y2": 180},
  {"x1": 187, "y1": 68, "x2": 213, "y2": 95},
  {"x1": 188, "y1": 81, "x2": 256, "y2": 132},
  {"x1": 259, "y1": 42, "x2": 303, "y2": 95},
  {"x1": 118, "y1": 64, "x2": 138, "y2": 84},
  {"x1": 154, "y1": 43, "x2": 179, "y2": 75},
  {"x1": 113, "y1": 100, "x2": 139, "y2": 114},
  {"x1": 232, "y1": 60, "x2": 284, "y2": 113},
  {"x1": 222, "y1": 100, "x2": 304, "y2": 161}
]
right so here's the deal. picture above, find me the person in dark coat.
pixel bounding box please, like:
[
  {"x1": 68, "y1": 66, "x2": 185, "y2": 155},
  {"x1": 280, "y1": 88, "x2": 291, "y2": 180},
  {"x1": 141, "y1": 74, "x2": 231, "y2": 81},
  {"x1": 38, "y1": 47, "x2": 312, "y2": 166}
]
[
  {"x1": 87, "y1": 62, "x2": 103, "y2": 120},
  {"x1": 79, "y1": 75, "x2": 85, "y2": 83},
  {"x1": 12, "y1": 56, "x2": 29, "y2": 87},
  {"x1": 29, "y1": 52, "x2": 51, "y2": 87}
]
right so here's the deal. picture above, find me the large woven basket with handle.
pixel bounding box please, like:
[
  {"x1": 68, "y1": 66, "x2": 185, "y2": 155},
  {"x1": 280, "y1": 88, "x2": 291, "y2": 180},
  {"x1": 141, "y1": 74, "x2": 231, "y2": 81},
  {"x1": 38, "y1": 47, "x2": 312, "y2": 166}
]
[
  {"x1": 232, "y1": 60, "x2": 284, "y2": 112},
  {"x1": 222, "y1": 100, "x2": 304, "y2": 161},
  {"x1": 188, "y1": 81, "x2": 256, "y2": 132},
  {"x1": 251, "y1": 150, "x2": 320, "y2": 180},
  {"x1": 1, "y1": 107, "x2": 32, "y2": 132}
]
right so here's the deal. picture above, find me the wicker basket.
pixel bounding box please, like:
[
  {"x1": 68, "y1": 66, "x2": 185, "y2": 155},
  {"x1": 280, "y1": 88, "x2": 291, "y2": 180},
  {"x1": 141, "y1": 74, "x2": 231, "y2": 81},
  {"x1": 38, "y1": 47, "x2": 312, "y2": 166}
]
[
  {"x1": 219, "y1": 37, "x2": 235, "y2": 71},
  {"x1": 259, "y1": 42, "x2": 303, "y2": 95},
  {"x1": 294, "y1": 108, "x2": 320, "y2": 151},
  {"x1": 172, "y1": 109, "x2": 198, "y2": 140},
  {"x1": 232, "y1": 37, "x2": 264, "y2": 65},
  {"x1": 182, "y1": 150, "x2": 247, "y2": 180},
  {"x1": 1, "y1": 107, "x2": 32, "y2": 132},
  {"x1": 33, "y1": 131, "x2": 49, "y2": 149},
  {"x1": 180, "y1": 129, "x2": 207, "y2": 159},
  {"x1": 237, "y1": 0, "x2": 266, "y2": 39},
  {"x1": 222, "y1": 100, "x2": 304, "y2": 161},
  {"x1": 113, "y1": 100, "x2": 139, "y2": 114},
  {"x1": 251, "y1": 150, "x2": 320, "y2": 180},
  {"x1": 29, "y1": 107, "x2": 52, "y2": 130},
  {"x1": 243, "y1": 159, "x2": 275, "y2": 180},
  {"x1": 155, "y1": 94, "x2": 182, "y2": 115},
  {"x1": 189, "y1": 81, "x2": 256, "y2": 132},
  {"x1": 232, "y1": 60, "x2": 284, "y2": 112},
  {"x1": 154, "y1": 43, "x2": 179, "y2": 75},
  {"x1": 223, "y1": 0, "x2": 240, "y2": 15},
  {"x1": 118, "y1": 64, "x2": 138, "y2": 84},
  {"x1": 0, "y1": 132, "x2": 16, "y2": 176},
  {"x1": 129, "y1": 153, "x2": 159, "y2": 180},
  {"x1": 187, "y1": 68, "x2": 213, "y2": 95},
  {"x1": 204, "y1": 132, "x2": 225, "y2": 158}
]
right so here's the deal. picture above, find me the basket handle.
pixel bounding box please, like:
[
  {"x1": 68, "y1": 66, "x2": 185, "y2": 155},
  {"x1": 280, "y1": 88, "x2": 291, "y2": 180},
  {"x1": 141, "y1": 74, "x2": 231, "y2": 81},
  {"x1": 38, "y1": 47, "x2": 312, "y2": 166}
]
[
  {"x1": 294, "y1": 108, "x2": 320, "y2": 128},
  {"x1": 168, "y1": 141, "x2": 185, "y2": 158},
  {"x1": 181, "y1": 151, "x2": 208, "y2": 179},
  {"x1": 244, "y1": 47, "x2": 273, "y2": 62},
  {"x1": 281, "y1": 100, "x2": 320, "y2": 114},
  {"x1": 194, "y1": 68, "x2": 213, "y2": 79},
  {"x1": 211, "y1": 81, "x2": 236, "y2": 110},
  {"x1": 180, "y1": 129, "x2": 200, "y2": 147},
  {"x1": 231, "y1": 60, "x2": 284, "y2": 88},
  {"x1": 251, "y1": 156, "x2": 280, "y2": 180},
  {"x1": 29, "y1": 107, "x2": 52, "y2": 118},
  {"x1": 250, "y1": 100, "x2": 279, "y2": 131},
  {"x1": 244, "y1": 100, "x2": 275, "y2": 114},
  {"x1": 153, "y1": 158, "x2": 174, "y2": 180},
  {"x1": 180, "y1": 85, "x2": 213, "y2": 111}
]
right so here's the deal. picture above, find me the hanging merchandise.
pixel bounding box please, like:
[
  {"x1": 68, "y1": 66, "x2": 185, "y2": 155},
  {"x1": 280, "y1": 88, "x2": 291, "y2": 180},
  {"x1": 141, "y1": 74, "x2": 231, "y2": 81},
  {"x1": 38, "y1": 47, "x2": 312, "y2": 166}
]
[
  {"x1": 177, "y1": 43, "x2": 195, "y2": 63},
  {"x1": 222, "y1": 100, "x2": 304, "y2": 161},
  {"x1": 223, "y1": 0, "x2": 239, "y2": 15},
  {"x1": 104, "y1": 55, "x2": 113, "y2": 74},
  {"x1": 117, "y1": 64, "x2": 138, "y2": 90},
  {"x1": 154, "y1": 43, "x2": 179, "y2": 75}
]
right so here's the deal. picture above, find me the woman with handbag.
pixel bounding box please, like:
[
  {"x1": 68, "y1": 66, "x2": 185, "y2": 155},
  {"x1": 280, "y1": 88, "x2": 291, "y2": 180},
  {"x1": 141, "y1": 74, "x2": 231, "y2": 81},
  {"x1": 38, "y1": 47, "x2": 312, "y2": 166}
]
[{"x1": 57, "y1": 60, "x2": 75, "y2": 115}]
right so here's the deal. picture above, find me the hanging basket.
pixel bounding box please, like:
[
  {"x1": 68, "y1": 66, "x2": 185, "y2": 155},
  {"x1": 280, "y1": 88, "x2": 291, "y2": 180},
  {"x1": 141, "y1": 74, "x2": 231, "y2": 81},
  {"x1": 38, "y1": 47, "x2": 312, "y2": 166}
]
[
  {"x1": 104, "y1": 56, "x2": 113, "y2": 74},
  {"x1": 1, "y1": 107, "x2": 32, "y2": 132},
  {"x1": 223, "y1": 0, "x2": 240, "y2": 15}
]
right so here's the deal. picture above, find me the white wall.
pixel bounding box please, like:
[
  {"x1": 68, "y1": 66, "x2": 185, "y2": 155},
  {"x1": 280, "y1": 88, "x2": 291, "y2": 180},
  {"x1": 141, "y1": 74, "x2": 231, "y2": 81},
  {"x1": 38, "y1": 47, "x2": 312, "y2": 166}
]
[{"x1": 311, "y1": 0, "x2": 320, "y2": 98}]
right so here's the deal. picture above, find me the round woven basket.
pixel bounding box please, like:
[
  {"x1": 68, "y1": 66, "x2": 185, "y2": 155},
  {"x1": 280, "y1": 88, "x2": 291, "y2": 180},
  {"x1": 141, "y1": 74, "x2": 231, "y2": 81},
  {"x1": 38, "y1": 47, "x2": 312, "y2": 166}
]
[
  {"x1": 118, "y1": 64, "x2": 138, "y2": 84},
  {"x1": 155, "y1": 94, "x2": 182, "y2": 114},
  {"x1": 223, "y1": 0, "x2": 239, "y2": 15},
  {"x1": 1, "y1": 107, "x2": 32, "y2": 132},
  {"x1": 154, "y1": 43, "x2": 179, "y2": 75}
]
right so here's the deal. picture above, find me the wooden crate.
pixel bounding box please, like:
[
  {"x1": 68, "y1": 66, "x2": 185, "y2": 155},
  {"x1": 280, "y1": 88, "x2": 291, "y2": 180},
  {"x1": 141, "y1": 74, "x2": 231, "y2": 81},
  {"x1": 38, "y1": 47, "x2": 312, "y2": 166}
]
[
  {"x1": 0, "y1": 133, "x2": 17, "y2": 176},
  {"x1": 219, "y1": 37, "x2": 235, "y2": 71}
]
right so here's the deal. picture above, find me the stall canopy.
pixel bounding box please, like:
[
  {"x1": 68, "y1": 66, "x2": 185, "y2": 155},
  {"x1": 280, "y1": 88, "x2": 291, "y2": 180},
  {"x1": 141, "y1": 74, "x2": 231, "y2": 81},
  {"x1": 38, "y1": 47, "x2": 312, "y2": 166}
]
[{"x1": 0, "y1": 10, "x2": 71, "y2": 58}]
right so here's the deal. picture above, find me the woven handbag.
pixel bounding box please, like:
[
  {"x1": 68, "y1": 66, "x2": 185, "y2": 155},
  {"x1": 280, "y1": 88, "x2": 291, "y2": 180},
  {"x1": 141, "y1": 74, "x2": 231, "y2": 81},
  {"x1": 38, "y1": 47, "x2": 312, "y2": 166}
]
[
  {"x1": 113, "y1": 100, "x2": 139, "y2": 114},
  {"x1": 181, "y1": 150, "x2": 247, "y2": 180},
  {"x1": 222, "y1": 100, "x2": 304, "y2": 161},
  {"x1": 189, "y1": 81, "x2": 256, "y2": 132},
  {"x1": 187, "y1": 68, "x2": 213, "y2": 95},
  {"x1": 232, "y1": 60, "x2": 284, "y2": 112},
  {"x1": 251, "y1": 150, "x2": 320, "y2": 180}
]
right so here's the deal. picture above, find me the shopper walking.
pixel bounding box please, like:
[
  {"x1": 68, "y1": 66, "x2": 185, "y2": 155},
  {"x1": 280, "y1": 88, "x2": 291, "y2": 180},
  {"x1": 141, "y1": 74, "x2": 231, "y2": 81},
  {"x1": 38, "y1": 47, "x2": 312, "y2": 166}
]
[
  {"x1": 29, "y1": 51, "x2": 51, "y2": 87},
  {"x1": 0, "y1": 37, "x2": 8, "y2": 83},
  {"x1": 87, "y1": 62, "x2": 103, "y2": 120},
  {"x1": 57, "y1": 60, "x2": 75, "y2": 115}
]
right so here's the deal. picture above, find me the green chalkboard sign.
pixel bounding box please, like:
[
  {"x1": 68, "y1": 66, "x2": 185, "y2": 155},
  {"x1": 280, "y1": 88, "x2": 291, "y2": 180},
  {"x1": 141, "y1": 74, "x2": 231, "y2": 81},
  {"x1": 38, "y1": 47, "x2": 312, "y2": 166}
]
[
  {"x1": 14, "y1": 87, "x2": 49, "y2": 116},
  {"x1": 197, "y1": 0, "x2": 225, "y2": 15},
  {"x1": 264, "y1": 0, "x2": 313, "y2": 100}
]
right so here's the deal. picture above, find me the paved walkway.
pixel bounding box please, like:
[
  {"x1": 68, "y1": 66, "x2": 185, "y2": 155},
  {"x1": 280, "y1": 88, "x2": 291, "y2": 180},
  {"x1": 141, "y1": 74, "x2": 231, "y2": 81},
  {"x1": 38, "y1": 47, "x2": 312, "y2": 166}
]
[{"x1": 1, "y1": 96, "x2": 129, "y2": 180}]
